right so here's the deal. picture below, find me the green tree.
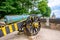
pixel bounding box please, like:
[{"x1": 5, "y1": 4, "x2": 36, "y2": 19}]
[
  {"x1": 0, "y1": 0, "x2": 51, "y2": 18},
  {"x1": 30, "y1": 10, "x2": 41, "y2": 14},
  {"x1": 38, "y1": 0, "x2": 51, "y2": 17},
  {"x1": 0, "y1": 0, "x2": 36, "y2": 18}
]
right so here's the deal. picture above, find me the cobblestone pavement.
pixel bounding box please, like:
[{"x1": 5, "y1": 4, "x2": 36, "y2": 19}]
[{"x1": 0, "y1": 28, "x2": 60, "y2": 40}]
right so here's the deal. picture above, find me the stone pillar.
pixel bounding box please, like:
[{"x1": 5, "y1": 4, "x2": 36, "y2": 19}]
[{"x1": 46, "y1": 17, "x2": 49, "y2": 27}]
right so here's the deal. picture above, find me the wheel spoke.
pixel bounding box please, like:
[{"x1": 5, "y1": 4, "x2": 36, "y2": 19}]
[
  {"x1": 33, "y1": 28, "x2": 36, "y2": 34},
  {"x1": 25, "y1": 15, "x2": 41, "y2": 36}
]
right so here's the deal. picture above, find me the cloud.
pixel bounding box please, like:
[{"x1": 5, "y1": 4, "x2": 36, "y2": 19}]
[
  {"x1": 51, "y1": 6, "x2": 60, "y2": 10},
  {"x1": 48, "y1": 0, "x2": 60, "y2": 18},
  {"x1": 48, "y1": 0, "x2": 60, "y2": 7},
  {"x1": 51, "y1": 10, "x2": 60, "y2": 18}
]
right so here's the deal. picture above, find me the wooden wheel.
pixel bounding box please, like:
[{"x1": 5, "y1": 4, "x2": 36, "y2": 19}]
[{"x1": 24, "y1": 15, "x2": 41, "y2": 36}]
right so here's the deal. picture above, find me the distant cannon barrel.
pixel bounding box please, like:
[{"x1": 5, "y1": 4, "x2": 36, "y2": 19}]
[{"x1": 4, "y1": 15, "x2": 29, "y2": 24}]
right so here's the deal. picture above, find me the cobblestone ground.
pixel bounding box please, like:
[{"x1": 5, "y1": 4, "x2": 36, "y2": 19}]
[{"x1": 0, "y1": 28, "x2": 60, "y2": 40}]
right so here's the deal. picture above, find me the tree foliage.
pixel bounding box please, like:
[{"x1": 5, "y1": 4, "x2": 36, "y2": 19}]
[
  {"x1": 38, "y1": 0, "x2": 51, "y2": 17},
  {"x1": 0, "y1": 0, "x2": 51, "y2": 18}
]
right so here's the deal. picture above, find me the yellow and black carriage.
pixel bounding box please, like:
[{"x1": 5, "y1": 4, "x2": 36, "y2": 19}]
[{"x1": 0, "y1": 14, "x2": 41, "y2": 37}]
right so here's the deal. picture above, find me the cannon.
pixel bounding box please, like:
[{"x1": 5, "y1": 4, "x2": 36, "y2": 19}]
[{"x1": 0, "y1": 14, "x2": 41, "y2": 37}]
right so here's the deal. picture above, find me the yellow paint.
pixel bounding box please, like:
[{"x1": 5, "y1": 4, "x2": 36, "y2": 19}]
[
  {"x1": 14, "y1": 23, "x2": 18, "y2": 31},
  {"x1": 32, "y1": 16, "x2": 34, "y2": 20},
  {"x1": 30, "y1": 16, "x2": 32, "y2": 20},
  {"x1": 0, "y1": 28, "x2": 1, "y2": 30},
  {"x1": 32, "y1": 22, "x2": 39, "y2": 28},
  {"x1": 26, "y1": 25, "x2": 30, "y2": 29},
  {"x1": 23, "y1": 22, "x2": 25, "y2": 25},
  {"x1": 1, "y1": 26, "x2": 7, "y2": 36},
  {"x1": 9, "y1": 25, "x2": 13, "y2": 33}
]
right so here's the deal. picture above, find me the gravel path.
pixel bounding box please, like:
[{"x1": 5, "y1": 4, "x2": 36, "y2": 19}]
[{"x1": 0, "y1": 28, "x2": 60, "y2": 40}]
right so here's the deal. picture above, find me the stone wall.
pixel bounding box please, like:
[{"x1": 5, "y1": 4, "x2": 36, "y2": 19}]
[{"x1": 41, "y1": 22, "x2": 60, "y2": 30}]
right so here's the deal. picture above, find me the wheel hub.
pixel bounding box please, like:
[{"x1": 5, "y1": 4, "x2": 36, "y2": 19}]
[{"x1": 32, "y1": 22, "x2": 39, "y2": 28}]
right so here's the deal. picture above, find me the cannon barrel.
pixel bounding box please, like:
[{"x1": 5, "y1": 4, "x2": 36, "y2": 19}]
[
  {"x1": 4, "y1": 15, "x2": 29, "y2": 24},
  {"x1": 4, "y1": 14, "x2": 41, "y2": 24}
]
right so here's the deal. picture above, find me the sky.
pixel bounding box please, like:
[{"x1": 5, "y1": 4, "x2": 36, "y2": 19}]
[{"x1": 48, "y1": 0, "x2": 60, "y2": 18}]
